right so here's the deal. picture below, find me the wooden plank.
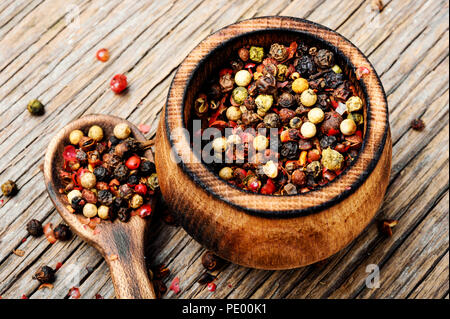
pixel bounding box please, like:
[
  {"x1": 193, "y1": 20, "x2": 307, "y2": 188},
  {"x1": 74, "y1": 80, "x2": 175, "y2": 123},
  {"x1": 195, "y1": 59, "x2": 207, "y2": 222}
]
[
  {"x1": 408, "y1": 248, "x2": 449, "y2": 299},
  {"x1": 0, "y1": 0, "x2": 448, "y2": 299},
  {"x1": 356, "y1": 192, "x2": 449, "y2": 298},
  {"x1": 326, "y1": 125, "x2": 449, "y2": 298}
]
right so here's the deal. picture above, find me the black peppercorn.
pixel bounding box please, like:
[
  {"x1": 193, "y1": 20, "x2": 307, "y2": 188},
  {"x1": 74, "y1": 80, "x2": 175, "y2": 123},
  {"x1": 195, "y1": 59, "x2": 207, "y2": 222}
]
[
  {"x1": 93, "y1": 166, "x2": 108, "y2": 182},
  {"x1": 295, "y1": 55, "x2": 316, "y2": 77},
  {"x1": 411, "y1": 119, "x2": 425, "y2": 131},
  {"x1": 109, "y1": 136, "x2": 120, "y2": 147},
  {"x1": 278, "y1": 92, "x2": 296, "y2": 109},
  {"x1": 323, "y1": 71, "x2": 344, "y2": 89},
  {"x1": 33, "y1": 266, "x2": 55, "y2": 283},
  {"x1": 119, "y1": 184, "x2": 133, "y2": 199},
  {"x1": 139, "y1": 161, "x2": 156, "y2": 175},
  {"x1": 26, "y1": 219, "x2": 43, "y2": 237},
  {"x1": 54, "y1": 224, "x2": 71, "y2": 241},
  {"x1": 314, "y1": 49, "x2": 334, "y2": 68},
  {"x1": 71, "y1": 196, "x2": 85, "y2": 212},
  {"x1": 256, "y1": 74, "x2": 277, "y2": 95},
  {"x1": 103, "y1": 154, "x2": 121, "y2": 171},
  {"x1": 113, "y1": 196, "x2": 127, "y2": 208},
  {"x1": 114, "y1": 164, "x2": 129, "y2": 182},
  {"x1": 201, "y1": 251, "x2": 224, "y2": 271},
  {"x1": 127, "y1": 174, "x2": 139, "y2": 186},
  {"x1": 117, "y1": 207, "x2": 130, "y2": 222},
  {"x1": 320, "y1": 135, "x2": 337, "y2": 149},
  {"x1": 98, "y1": 190, "x2": 114, "y2": 206},
  {"x1": 280, "y1": 141, "x2": 299, "y2": 160}
]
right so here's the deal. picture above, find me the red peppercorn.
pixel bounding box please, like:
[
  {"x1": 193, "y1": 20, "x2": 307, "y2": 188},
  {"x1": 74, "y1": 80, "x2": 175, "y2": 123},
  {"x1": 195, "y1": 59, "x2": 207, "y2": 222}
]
[
  {"x1": 260, "y1": 179, "x2": 276, "y2": 194},
  {"x1": 110, "y1": 74, "x2": 127, "y2": 94},
  {"x1": 125, "y1": 155, "x2": 141, "y2": 170},
  {"x1": 134, "y1": 184, "x2": 147, "y2": 195},
  {"x1": 207, "y1": 282, "x2": 216, "y2": 292},
  {"x1": 247, "y1": 178, "x2": 261, "y2": 192},
  {"x1": 68, "y1": 287, "x2": 81, "y2": 299},
  {"x1": 96, "y1": 48, "x2": 109, "y2": 62},
  {"x1": 138, "y1": 204, "x2": 152, "y2": 218}
]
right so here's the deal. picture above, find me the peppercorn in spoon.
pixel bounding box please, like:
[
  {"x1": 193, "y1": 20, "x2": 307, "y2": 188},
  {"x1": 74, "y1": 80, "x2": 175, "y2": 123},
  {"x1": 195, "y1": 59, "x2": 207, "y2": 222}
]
[{"x1": 43, "y1": 114, "x2": 156, "y2": 299}]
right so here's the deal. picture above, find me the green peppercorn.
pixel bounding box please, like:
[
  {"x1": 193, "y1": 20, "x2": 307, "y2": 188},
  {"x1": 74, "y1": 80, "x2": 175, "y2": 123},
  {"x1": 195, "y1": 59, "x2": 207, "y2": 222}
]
[
  {"x1": 1, "y1": 180, "x2": 17, "y2": 196},
  {"x1": 276, "y1": 64, "x2": 288, "y2": 81},
  {"x1": 231, "y1": 87, "x2": 248, "y2": 105},
  {"x1": 321, "y1": 147, "x2": 344, "y2": 171},
  {"x1": 147, "y1": 173, "x2": 159, "y2": 190},
  {"x1": 27, "y1": 99, "x2": 44, "y2": 115},
  {"x1": 347, "y1": 112, "x2": 364, "y2": 125},
  {"x1": 129, "y1": 194, "x2": 143, "y2": 209},
  {"x1": 249, "y1": 46, "x2": 264, "y2": 63},
  {"x1": 255, "y1": 94, "x2": 273, "y2": 116}
]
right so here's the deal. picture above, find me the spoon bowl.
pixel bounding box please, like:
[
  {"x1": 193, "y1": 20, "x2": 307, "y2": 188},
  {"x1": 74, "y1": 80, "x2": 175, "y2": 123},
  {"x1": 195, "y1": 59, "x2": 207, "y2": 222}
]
[{"x1": 44, "y1": 114, "x2": 156, "y2": 299}]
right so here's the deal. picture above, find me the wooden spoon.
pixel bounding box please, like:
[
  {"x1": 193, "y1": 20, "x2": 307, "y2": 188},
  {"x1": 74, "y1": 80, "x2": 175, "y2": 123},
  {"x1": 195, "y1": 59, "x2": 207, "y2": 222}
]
[{"x1": 43, "y1": 114, "x2": 156, "y2": 299}]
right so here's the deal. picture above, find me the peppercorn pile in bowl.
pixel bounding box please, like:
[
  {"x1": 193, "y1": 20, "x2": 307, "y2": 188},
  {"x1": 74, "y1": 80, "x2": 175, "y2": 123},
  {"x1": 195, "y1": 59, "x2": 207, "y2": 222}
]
[
  {"x1": 192, "y1": 41, "x2": 364, "y2": 195},
  {"x1": 59, "y1": 123, "x2": 158, "y2": 223}
]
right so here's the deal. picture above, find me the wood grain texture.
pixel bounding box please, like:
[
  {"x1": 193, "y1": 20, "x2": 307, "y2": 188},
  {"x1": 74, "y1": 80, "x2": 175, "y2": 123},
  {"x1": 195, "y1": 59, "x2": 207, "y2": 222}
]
[
  {"x1": 43, "y1": 114, "x2": 156, "y2": 299},
  {"x1": 0, "y1": 0, "x2": 448, "y2": 299}
]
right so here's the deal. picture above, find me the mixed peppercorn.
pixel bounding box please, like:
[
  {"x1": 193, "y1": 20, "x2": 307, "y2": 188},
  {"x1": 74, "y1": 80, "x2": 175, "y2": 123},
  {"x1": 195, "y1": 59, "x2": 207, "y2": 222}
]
[
  {"x1": 192, "y1": 41, "x2": 365, "y2": 195},
  {"x1": 59, "y1": 123, "x2": 158, "y2": 222}
]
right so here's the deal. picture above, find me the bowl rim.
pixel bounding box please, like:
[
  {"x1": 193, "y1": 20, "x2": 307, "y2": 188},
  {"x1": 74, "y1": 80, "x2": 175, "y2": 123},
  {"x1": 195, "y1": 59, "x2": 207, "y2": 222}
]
[{"x1": 164, "y1": 16, "x2": 389, "y2": 218}]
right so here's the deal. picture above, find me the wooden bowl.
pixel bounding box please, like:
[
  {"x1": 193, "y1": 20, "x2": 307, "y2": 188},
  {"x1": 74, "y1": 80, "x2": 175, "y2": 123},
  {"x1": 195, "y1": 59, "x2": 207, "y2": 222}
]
[
  {"x1": 44, "y1": 114, "x2": 156, "y2": 298},
  {"x1": 155, "y1": 17, "x2": 391, "y2": 270}
]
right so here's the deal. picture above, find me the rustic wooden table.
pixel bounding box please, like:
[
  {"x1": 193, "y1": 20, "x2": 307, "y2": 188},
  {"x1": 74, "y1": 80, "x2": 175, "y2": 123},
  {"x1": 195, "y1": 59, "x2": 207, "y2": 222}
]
[{"x1": 0, "y1": 0, "x2": 448, "y2": 299}]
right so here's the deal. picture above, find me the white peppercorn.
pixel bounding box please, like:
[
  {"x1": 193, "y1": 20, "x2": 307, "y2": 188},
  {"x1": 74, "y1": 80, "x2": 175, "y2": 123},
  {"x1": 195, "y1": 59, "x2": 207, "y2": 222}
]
[
  {"x1": 253, "y1": 135, "x2": 269, "y2": 151},
  {"x1": 80, "y1": 172, "x2": 97, "y2": 189},
  {"x1": 69, "y1": 130, "x2": 84, "y2": 145},
  {"x1": 88, "y1": 125, "x2": 104, "y2": 141},
  {"x1": 340, "y1": 119, "x2": 357, "y2": 135},
  {"x1": 226, "y1": 106, "x2": 242, "y2": 121},
  {"x1": 219, "y1": 167, "x2": 233, "y2": 180},
  {"x1": 307, "y1": 108, "x2": 325, "y2": 124},
  {"x1": 234, "y1": 70, "x2": 252, "y2": 87},
  {"x1": 300, "y1": 122, "x2": 317, "y2": 139},
  {"x1": 114, "y1": 123, "x2": 131, "y2": 140},
  {"x1": 98, "y1": 205, "x2": 110, "y2": 219},
  {"x1": 300, "y1": 89, "x2": 317, "y2": 107},
  {"x1": 83, "y1": 203, "x2": 98, "y2": 218}
]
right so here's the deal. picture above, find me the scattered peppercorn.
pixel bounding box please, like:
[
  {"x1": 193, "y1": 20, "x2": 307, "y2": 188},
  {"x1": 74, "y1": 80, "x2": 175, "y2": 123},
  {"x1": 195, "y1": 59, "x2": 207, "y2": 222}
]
[
  {"x1": 33, "y1": 266, "x2": 55, "y2": 283},
  {"x1": 411, "y1": 119, "x2": 425, "y2": 131},
  {"x1": 26, "y1": 219, "x2": 43, "y2": 237},
  {"x1": 110, "y1": 74, "x2": 127, "y2": 94},
  {"x1": 201, "y1": 251, "x2": 225, "y2": 271},
  {"x1": 27, "y1": 99, "x2": 44, "y2": 115},
  {"x1": 54, "y1": 224, "x2": 71, "y2": 241},
  {"x1": 1, "y1": 180, "x2": 17, "y2": 196},
  {"x1": 96, "y1": 48, "x2": 109, "y2": 62}
]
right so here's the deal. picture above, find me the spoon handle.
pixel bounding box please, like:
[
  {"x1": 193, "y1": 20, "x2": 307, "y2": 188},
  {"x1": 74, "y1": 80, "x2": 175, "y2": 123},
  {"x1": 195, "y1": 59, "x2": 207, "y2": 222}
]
[
  {"x1": 100, "y1": 218, "x2": 156, "y2": 299},
  {"x1": 106, "y1": 253, "x2": 156, "y2": 299}
]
